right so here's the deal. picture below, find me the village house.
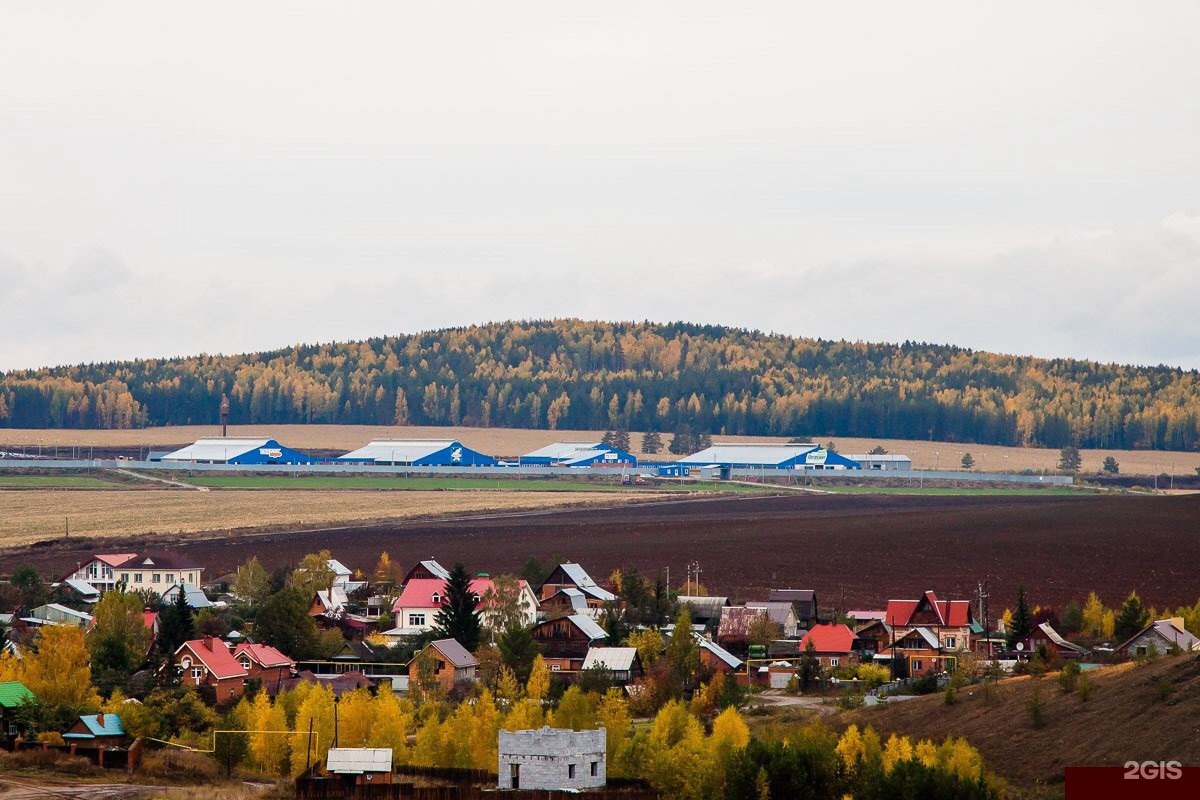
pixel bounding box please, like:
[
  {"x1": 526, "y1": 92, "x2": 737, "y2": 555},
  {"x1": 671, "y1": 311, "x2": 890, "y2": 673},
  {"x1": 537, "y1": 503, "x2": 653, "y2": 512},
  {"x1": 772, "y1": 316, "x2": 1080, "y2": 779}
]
[
  {"x1": 540, "y1": 588, "x2": 601, "y2": 621},
  {"x1": 696, "y1": 634, "x2": 744, "y2": 674},
  {"x1": 326, "y1": 748, "x2": 394, "y2": 785},
  {"x1": 0, "y1": 681, "x2": 35, "y2": 742},
  {"x1": 1012, "y1": 622, "x2": 1089, "y2": 660},
  {"x1": 887, "y1": 627, "x2": 960, "y2": 677},
  {"x1": 746, "y1": 601, "x2": 799, "y2": 638},
  {"x1": 326, "y1": 559, "x2": 367, "y2": 593},
  {"x1": 1117, "y1": 617, "x2": 1200, "y2": 658},
  {"x1": 389, "y1": 575, "x2": 537, "y2": 637},
  {"x1": 717, "y1": 606, "x2": 793, "y2": 651},
  {"x1": 174, "y1": 637, "x2": 248, "y2": 702},
  {"x1": 63, "y1": 551, "x2": 204, "y2": 598},
  {"x1": 675, "y1": 596, "x2": 730, "y2": 629},
  {"x1": 21, "y1": 603, "x2": 92, "y2": 628},
  {"x1": 580, "y1": 647, "x2": 642, "y2": 684},
  {"x1": 60, "y1": 553, "x2": 136, "y2": 594},
  {"x1": 530, "y1": 614, "x2": 609, "y2": 673},
  {"x1": 59, "y1": 578, "x2": 102, "y2": 606},
  {"x1": 537, "y1": 563, "x2": 617, "y2": 607},
  {"x1": 798, "y1": 623, "x2": 863, "y2": 670},
  {"x1": 311, "y1": 586, "x2": 350, "y2": 618},
  {"x1": 767, "y1": 589, "x2": 821, "y2": 629},
  {"x1": 408, "y1": 639, "x2": 478, "y2": 695},
  {"x1": 233, "y1": 642, "x2": 296, "y2": 683},
  {"x1": 160, "y1": 583, "x2": 213, "y2": 609},
  {"x1": 63, "y1": 713, "x2": 127, "y2": 751},
  {"x1": 401, "y1": 559, "x2": 450, "y2": 585},
  {"x1": 884, "y1": 591, "x2": 975, "y2": 655}
]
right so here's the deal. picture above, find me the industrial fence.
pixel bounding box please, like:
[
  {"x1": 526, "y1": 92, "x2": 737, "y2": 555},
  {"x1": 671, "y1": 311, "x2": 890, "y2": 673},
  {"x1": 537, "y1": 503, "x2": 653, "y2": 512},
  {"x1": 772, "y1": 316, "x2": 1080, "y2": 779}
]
[{"x1": 0, "y1": 457, "x2": 1072, "y2": 485}]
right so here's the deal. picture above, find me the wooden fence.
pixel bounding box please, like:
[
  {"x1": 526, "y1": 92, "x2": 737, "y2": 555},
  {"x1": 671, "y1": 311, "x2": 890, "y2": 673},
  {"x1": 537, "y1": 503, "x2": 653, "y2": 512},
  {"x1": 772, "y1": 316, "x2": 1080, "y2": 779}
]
[{"x1": 295, "y1": 776, "x2": 658, "y2": 800}]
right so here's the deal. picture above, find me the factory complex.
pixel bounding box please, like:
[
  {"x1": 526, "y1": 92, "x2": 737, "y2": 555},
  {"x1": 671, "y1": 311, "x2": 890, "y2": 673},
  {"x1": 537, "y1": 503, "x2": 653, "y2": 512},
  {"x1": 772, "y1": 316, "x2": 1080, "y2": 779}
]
[{"x1": 152, "y1": 436, "x2": 910, "y2": 473}]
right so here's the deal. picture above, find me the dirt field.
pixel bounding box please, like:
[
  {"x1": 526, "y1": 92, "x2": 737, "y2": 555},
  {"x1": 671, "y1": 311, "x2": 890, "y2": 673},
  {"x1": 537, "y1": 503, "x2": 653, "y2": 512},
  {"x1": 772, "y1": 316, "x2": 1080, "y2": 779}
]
[
  {"x1": 10, "y1": 493, "x2": 1197, "y2": 612},
  {"x1": 840, "y1": 654, "x2": 1200, "y2": 790},
  {"x1": 0, "y1": 489, "x2": 647, "y2": 550},
  {"x1": 3, "y1": 424, "x2": 1199, "y2": 475}
]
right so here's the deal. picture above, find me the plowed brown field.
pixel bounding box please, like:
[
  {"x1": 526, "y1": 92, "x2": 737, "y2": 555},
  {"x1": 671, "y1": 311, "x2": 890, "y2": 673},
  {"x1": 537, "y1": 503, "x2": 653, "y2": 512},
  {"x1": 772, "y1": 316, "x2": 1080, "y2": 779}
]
[{"x1": 9, "y1": 493, "x2": 1198, "y2": 610}]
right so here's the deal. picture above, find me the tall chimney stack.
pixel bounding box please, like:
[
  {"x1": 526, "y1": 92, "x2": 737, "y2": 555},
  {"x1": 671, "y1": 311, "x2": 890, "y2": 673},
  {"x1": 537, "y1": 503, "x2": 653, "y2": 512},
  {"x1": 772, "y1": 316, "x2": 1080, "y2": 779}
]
[{"x1": 220, "y1": 394, "x2": 229, "y2": 438}]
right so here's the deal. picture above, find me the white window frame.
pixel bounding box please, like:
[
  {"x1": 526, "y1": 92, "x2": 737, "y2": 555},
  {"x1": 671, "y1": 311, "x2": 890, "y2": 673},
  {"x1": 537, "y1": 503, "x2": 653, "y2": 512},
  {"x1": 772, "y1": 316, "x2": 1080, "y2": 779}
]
[{"x1": 830, "y1": 657, "x2": 840, "y2": 667}]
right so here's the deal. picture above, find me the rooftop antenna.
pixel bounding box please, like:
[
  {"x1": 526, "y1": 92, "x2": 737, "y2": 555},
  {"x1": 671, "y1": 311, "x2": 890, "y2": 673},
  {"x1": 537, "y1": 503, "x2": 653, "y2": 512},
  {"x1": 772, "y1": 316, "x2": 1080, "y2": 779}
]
[{"x1": 220, "y1": 394, "x2": 229, "y2": 438}]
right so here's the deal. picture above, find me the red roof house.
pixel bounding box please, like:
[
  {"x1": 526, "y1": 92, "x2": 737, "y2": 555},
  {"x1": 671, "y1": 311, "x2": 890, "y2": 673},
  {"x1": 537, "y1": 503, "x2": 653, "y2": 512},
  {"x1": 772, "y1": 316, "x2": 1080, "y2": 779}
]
[
  {"x1": 233, "y1": 642, "x2": 296, "y2": 683},
  {"x1": 798, "y1": 623, "x2": 859, "y2": 669},
  {"x1": 174, "y1": 637, "x2": 248, "y2": 703},
  {"x1": 390, "y1": 576, "x2": 537, "y2": 635}
]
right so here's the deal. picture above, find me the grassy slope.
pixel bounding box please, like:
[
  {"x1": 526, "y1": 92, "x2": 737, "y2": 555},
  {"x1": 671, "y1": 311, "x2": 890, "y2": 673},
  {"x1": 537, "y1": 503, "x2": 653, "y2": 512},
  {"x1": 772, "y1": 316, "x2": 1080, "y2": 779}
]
[
  {"x1": 0, "y1": 475, "x2": 121, "y2": 488},
  {"x1": 839, "y1": 654, "x2": 1200, "y2": 793}
]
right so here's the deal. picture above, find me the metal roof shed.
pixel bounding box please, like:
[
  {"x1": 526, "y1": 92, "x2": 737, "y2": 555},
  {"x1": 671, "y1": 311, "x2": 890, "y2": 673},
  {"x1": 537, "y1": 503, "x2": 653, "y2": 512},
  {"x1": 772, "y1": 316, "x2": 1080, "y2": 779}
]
[
  {"x1": 160, "y1": 437, "x2": 318, "y2": 465},
  {"x1": 521, "y1": 441, "x2": 603, "y2": 464},
  {"x1": 337, "y1": 439, "x2": 497, "y2": 466},
  {"x1": 326, "y1": 748, "x2": 393, "y2": 774}
]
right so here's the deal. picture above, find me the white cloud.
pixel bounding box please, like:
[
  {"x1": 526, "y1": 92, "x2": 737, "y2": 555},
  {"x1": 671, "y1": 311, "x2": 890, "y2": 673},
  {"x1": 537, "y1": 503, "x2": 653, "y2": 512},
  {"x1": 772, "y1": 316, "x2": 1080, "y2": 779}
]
[{"x1": 1, "y1": 2, "x2": 1199, "y2": 371}]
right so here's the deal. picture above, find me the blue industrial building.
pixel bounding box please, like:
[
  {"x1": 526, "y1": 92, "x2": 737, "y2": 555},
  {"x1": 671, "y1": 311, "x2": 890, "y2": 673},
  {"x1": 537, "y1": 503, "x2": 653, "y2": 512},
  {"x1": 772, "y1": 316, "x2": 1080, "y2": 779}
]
[
  {"x1": 160, "y1": 437, "x2": 318, "y2": 465},
  {"x1": 521, "y1": 441, "x2": 637, "y2": 468},
  {"x1": 678, "y1": 443, "x2": 861, "y2": 470},
  {"x1": 337, "y1": 439, "x2": 497, "y2": 466},
  {"x1": 556, "y1": 447, "x2": 638, "y2": 468},
  {"x1": 520, "y1": 441, "x2": 603, "y2": 465}
]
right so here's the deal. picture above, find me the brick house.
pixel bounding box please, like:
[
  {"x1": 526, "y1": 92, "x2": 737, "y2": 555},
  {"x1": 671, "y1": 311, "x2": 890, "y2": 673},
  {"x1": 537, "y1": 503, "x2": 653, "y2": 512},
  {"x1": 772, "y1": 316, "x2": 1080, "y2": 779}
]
[
  {"x1": 696, "y1": 635, "x2": 743, "y2": 674},
  {"x1": 884, "y1": 591, "x2": 975, "y2": 655},
  {"x1": 530, "y1": 614, "x2": 608, "y2": 673},
  {"x1": 174, "y1": 637, "x2": 248, "y2": 703},
  {"x1": 233, "y1": 642, "x2": 296, "y2": 684},
  {"x1": 798, "y1": 623, "x2": 861, "y2": 670},
  {"x1": 408, "y1": 639, "x2": 478, "y2": 695}
]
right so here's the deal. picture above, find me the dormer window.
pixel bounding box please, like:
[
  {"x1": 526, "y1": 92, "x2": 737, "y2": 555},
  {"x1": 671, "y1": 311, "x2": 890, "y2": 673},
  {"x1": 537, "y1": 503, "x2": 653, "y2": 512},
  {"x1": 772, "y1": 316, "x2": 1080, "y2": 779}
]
[{"x1": 431, "y1": 593, "x2": 441, "y2": 605}]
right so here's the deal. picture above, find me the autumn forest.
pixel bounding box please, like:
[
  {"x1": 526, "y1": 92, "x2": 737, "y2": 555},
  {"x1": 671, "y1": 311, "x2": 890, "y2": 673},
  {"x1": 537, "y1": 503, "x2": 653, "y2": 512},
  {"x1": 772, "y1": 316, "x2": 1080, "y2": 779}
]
[{"x1": 2, "y1": 320, "x2": 1198, "y2": 451}]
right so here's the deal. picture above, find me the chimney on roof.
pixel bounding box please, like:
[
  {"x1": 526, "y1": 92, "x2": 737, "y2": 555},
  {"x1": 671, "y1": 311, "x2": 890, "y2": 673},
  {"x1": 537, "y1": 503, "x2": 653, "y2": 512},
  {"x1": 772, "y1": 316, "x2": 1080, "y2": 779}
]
[
  {"x1": 97, "y1": 713, "x2": 105, "y2": 726},
  {"x1": 207, "y1": 636, "x2": 220, "y2": 652}
]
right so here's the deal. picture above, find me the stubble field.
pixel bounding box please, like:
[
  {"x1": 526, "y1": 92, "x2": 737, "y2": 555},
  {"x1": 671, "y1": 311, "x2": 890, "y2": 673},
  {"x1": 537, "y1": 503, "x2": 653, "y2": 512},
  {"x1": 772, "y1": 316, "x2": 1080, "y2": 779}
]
[
  {"x1": 0, "y1": 488, "x2": 649, "y2": 551},
  {"x1": 3, "y1": 423, "x2": 1198, "y2": 475}
]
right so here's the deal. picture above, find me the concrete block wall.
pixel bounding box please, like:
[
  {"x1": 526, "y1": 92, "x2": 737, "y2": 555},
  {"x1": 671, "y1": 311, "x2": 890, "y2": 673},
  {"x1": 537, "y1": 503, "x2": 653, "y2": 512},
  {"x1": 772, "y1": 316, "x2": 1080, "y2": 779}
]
[{"x1": 498, "y1": 726, "x2": 606, "y2": 790}]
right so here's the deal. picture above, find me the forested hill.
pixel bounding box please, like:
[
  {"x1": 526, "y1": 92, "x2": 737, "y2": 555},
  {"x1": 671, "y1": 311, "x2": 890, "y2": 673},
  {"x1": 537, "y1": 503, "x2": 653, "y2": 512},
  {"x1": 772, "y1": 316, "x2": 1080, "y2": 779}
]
[{"x1": 1, "y1": 320, "x2": 1198, "y2": 450}]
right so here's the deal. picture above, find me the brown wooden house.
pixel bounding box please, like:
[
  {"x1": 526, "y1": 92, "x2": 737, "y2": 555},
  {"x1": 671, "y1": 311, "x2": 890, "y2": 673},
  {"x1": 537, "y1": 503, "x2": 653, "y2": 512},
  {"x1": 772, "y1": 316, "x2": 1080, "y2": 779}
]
[{"x1": 530, "y1": 614, "x2": 608, "y2": 672}]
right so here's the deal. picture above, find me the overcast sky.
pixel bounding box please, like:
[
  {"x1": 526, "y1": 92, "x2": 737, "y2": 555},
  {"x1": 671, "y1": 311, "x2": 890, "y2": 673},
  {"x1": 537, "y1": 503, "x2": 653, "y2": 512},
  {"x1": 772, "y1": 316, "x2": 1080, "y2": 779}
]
[{"x1": 2, "y1": 2, "x2": 1199, "y2": 372}]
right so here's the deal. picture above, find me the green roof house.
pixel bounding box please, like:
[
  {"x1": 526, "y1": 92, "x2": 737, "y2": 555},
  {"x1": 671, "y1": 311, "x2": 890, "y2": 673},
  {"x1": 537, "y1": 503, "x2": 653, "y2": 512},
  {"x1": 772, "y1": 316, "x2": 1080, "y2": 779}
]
[{"x1": 0, "y1": 680, "x2": 35, "y2": 740}]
